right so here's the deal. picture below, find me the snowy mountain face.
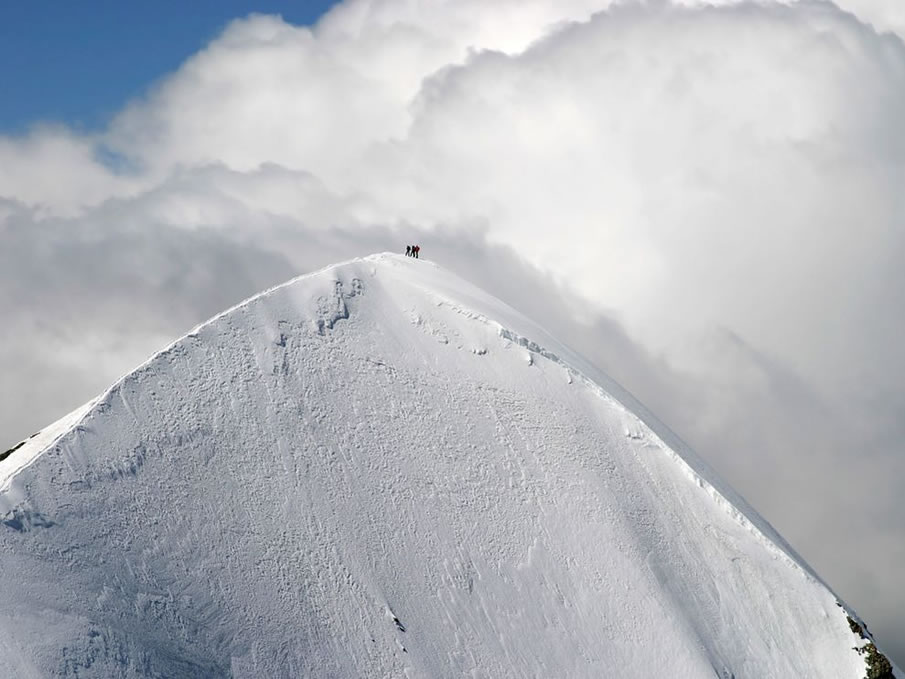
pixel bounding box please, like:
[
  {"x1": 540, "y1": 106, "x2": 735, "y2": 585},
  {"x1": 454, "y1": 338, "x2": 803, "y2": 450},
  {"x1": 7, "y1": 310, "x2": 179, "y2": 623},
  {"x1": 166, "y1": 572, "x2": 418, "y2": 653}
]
[{"x1": 0, "y1": 253, "x2": 894, "y2": 678}]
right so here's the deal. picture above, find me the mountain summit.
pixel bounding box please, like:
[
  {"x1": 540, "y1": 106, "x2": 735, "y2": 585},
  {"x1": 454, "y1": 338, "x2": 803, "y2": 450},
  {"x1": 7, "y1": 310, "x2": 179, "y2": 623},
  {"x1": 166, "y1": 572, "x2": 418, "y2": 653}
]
[{"x1": 0, "y1": 253, "x2": 893, "y2": 677}]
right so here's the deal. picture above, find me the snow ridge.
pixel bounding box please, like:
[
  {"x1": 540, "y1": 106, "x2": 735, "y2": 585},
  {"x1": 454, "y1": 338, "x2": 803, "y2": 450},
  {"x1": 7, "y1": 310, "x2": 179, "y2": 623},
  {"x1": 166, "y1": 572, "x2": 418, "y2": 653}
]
[
  {"x1": 497, "y1": 321, "x2": 810, "y2": 578},
  {"x1": 0, "y1": 252, "x2": 891, "y2": 678},
  {"x1": 416, "y1": 281, "x2": 818, "y2": 584},
  {"x1": 0, "y1": 259, "x2": 369, "y2": 499}
]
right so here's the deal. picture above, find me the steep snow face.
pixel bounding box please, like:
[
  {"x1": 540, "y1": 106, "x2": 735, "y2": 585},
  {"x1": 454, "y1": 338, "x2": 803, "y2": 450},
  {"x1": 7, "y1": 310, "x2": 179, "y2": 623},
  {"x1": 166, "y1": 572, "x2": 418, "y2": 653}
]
[{"x1": 0, "y1": 254, "x2": 883, "y2": 677}]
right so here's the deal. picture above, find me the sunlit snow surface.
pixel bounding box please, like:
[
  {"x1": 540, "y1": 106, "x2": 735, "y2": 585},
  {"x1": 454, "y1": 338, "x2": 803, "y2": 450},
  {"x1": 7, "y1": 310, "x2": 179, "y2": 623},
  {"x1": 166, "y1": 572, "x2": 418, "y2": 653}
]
[{"x1": 0, "y1": 254, "x2": 887, "y2": 677}]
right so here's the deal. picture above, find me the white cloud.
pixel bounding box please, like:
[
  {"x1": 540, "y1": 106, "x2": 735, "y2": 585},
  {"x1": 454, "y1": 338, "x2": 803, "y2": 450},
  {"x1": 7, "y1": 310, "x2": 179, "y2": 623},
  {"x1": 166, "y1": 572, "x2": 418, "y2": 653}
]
[
  {"x1": 0, "y1": 127, "x2": 141, "y2": 215},
  {"x1": 2, "y1": 0, "x2": 905, "y2": 663}
]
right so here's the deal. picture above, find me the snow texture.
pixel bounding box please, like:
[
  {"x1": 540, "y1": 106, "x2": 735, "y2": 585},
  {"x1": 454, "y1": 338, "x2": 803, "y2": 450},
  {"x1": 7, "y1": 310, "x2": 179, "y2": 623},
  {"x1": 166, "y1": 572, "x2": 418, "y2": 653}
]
[{"x1": 0, "y1": 253, "x2": 893, "y2": 678}]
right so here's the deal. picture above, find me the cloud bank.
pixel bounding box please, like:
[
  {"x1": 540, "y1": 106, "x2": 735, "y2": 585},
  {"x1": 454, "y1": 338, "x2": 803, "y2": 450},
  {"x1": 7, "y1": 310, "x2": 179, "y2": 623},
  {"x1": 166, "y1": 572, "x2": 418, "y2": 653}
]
[{"x1": 2, "y1": 0, "x2": 904, "y2": 663}]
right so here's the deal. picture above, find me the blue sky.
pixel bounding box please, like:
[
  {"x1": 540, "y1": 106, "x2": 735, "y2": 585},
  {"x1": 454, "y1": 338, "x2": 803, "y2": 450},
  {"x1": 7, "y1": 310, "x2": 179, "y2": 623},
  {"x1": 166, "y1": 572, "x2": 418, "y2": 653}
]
[{"x1": 0, "y1": 0, "x2": 340, "y2": 133}]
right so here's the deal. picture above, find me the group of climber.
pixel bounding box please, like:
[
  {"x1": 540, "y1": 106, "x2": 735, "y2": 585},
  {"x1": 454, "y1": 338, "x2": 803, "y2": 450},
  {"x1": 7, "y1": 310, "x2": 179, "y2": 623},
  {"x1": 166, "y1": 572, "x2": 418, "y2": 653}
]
[{"x1": 405, "y1": 245, "x2": 421, "y2": 258}]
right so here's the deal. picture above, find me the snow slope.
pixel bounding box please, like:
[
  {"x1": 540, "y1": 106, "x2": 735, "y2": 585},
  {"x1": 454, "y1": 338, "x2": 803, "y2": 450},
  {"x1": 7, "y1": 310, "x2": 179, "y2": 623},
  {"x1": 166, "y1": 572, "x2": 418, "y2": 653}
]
[{"x1": 0, "y1": 253, "x2": 893, "y2": 678}]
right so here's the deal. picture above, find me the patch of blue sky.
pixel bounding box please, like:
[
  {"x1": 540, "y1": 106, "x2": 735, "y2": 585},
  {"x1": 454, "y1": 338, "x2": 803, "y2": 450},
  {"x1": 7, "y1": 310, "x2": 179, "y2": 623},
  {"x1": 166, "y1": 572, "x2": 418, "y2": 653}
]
[{"x1": 0, "y1": 0, "x2": 340, "y2": 134}]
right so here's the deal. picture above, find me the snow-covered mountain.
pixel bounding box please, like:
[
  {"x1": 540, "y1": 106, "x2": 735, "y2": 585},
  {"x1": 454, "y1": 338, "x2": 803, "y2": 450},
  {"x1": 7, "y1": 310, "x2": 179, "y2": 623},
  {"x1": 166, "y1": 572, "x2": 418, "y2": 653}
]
[{"x1": 0, "y1": 253, "x2": 895, "y2": 678}]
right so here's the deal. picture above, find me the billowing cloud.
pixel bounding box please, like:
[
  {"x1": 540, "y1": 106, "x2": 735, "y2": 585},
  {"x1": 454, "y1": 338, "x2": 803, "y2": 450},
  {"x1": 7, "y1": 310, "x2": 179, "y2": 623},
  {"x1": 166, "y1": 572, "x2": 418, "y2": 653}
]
[{"x1": 2, "y1": 0, "x2": 904, "y2": 664}]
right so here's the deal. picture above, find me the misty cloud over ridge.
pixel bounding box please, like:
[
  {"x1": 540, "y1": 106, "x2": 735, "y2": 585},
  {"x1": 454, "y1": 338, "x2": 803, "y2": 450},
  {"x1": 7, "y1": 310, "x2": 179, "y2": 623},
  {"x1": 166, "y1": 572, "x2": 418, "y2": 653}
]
[{"x1": 1, "y1": 0, "x2": 904, "y2": 664}]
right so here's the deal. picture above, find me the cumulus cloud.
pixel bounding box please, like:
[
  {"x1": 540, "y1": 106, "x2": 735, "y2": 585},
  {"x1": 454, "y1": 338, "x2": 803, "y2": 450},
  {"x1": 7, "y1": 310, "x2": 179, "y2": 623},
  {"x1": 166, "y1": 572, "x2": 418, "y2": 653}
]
[{"x1": 1, "y1": 0, "x2": 904, "y2": 663}]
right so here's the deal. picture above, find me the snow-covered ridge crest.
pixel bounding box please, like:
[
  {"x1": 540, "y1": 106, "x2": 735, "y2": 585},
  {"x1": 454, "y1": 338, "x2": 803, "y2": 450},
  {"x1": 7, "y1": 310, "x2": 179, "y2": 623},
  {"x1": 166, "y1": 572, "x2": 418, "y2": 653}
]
[
  {"x1": 0, "y1": 256, "x2": 369, "y2": 499},
  {"x1": 0, "y1": 252, "x2": 894, "y2": 677},
  {"x1": 428, "y1": 291, "x2": 813, "y2": 580}
]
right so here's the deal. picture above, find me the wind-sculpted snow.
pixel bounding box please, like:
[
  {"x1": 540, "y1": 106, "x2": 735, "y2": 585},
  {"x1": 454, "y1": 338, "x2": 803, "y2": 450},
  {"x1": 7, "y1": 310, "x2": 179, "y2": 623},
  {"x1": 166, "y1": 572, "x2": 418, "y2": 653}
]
[{"x1": 0, "y1": 254, "x2": 892, "y2": 678}]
